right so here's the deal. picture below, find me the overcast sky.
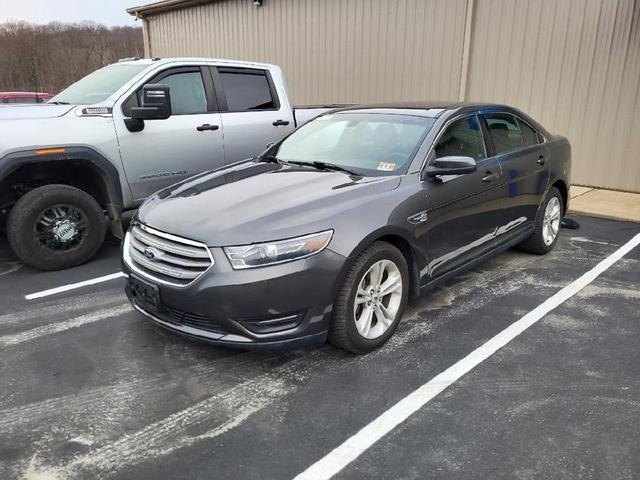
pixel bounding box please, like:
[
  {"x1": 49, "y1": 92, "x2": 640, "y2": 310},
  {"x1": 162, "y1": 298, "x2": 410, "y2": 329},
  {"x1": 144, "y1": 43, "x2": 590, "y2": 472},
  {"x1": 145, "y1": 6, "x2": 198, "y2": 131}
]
[{"x1": 0, "y1": 0, "x2": 142, "y2": 27}]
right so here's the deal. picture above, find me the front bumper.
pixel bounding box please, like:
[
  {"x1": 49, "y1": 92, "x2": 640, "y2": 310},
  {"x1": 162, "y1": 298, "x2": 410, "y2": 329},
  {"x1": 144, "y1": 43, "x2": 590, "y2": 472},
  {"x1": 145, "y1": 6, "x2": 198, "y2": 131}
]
[{"x1": 123, "y1": 246, "x2": 346, "y2": 350}]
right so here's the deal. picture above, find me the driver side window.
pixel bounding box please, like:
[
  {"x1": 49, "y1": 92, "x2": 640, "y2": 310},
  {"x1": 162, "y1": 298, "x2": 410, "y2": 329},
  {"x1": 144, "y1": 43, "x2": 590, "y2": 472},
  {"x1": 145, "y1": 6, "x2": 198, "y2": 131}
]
[
  {"x1": 122, "y1": 67, "x2": 208, "y2": 116},
  {"x1": 434, "y1": 115, "x2": 486, "y2": 162}
]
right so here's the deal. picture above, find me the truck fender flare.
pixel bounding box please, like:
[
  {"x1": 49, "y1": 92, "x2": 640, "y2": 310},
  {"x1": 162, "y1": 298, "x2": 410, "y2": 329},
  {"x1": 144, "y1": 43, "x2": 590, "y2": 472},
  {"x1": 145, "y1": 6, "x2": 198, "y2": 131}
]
[{"x1": 0, "y1": 146, "x2": 125, "y2": 237}]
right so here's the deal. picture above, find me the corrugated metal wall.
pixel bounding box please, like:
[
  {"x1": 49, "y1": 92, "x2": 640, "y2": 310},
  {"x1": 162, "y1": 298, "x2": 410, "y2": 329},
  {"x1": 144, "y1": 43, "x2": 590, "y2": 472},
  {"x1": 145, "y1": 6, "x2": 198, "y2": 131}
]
[
  {"x1": 144, "y1": 0, "x2": 640, "y2": 192},
  {"x1": 145, "y1": 0, "x2": 468, "y2": 103}
]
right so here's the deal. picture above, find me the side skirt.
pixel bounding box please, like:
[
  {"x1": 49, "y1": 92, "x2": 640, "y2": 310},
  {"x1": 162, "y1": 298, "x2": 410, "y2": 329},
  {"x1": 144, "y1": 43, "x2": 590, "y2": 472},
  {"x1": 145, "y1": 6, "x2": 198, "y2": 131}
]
[{"x1": 418, "y1": 228, "x2": 533, "y2": 295}]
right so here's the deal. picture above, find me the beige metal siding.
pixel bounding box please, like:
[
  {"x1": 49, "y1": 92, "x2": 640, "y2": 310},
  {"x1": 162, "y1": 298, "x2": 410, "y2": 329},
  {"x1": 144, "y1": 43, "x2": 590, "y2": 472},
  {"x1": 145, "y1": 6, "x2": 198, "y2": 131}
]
[
  {"x1": 143, "y1": 0, "x2": 640, "y2": 192},
  {"x1": 467, "y1": 0, "x2": 640, "y2": 191},
  {"x1": 145, "y1": 0, "x2": 467, "y2": 104}
]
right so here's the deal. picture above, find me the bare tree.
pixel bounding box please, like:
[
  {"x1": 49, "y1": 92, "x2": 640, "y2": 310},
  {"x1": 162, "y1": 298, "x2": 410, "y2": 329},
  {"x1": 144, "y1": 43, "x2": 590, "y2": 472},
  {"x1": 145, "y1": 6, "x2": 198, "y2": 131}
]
[{"x1": 0, "y1": 21, "x2": 143, "y2": 94}]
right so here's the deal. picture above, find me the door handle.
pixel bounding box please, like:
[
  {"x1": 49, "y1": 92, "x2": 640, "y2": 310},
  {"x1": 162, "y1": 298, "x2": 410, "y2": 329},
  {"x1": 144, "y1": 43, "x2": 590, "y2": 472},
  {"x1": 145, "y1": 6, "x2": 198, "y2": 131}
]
[
  {"x1": 482, "y1": 171, "x2": 498, "y2": 183},
  {"x1": 272, "y1": 119, "x2": 290, "y2": 126},
  {"x1": 537, "y1": 155, "x2": 545, "y2": 166},
  {"x1": 196, "y1": 124, "x2": 219, "y2": 131}
]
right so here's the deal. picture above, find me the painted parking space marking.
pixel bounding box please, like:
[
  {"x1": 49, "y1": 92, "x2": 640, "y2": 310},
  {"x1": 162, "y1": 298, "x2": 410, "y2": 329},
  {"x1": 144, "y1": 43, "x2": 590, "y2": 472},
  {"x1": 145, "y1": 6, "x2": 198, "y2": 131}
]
[
  {"x1": 0, "y1": 304, "x2": 132, "y2": 346},
  {"x1": 294, "y1": 232, "x2": 640, "y2": 480},
  {"x1": 24, "y1": 272, "x2": 126, "y2": 300}
]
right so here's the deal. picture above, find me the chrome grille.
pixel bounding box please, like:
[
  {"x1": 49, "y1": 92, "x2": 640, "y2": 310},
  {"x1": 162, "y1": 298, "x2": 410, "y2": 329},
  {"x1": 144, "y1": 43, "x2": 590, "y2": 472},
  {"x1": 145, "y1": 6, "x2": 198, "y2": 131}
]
[{"x1": 126, "y1": 223, "x2": 213, "y2": 286}]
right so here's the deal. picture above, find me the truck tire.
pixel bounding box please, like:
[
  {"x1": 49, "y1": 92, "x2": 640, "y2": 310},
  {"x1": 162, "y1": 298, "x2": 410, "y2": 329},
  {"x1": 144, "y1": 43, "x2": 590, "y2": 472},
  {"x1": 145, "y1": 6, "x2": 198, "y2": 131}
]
[{"x1": 7, "y1": 184, "x2": 107, "y2": 270}]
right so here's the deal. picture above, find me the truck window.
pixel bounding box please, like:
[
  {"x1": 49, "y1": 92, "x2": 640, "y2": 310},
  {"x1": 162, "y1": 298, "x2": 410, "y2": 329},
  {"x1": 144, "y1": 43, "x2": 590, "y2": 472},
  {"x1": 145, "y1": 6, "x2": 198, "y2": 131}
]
[
  {"x1": 219, "y1": 70, "x2": 276, "y2": 112},
  {"x1": 161, "y1": 71, "x2": 207, "y2": 115}
]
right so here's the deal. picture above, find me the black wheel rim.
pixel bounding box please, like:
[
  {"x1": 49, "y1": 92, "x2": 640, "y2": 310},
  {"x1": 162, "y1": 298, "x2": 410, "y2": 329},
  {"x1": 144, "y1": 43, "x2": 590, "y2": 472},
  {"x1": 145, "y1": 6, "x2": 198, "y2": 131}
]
[{"x1": 33, "y1": 204, "x2": 89, "y2": 252}]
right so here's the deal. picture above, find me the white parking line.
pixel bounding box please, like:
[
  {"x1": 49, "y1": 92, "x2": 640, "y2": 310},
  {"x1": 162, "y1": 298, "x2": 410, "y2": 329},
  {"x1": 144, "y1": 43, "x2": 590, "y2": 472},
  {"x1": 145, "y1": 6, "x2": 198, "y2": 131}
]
[
  {"x1": 294, "y1": 232, "x2": 640, "y2": 480},
  {"x1": 25, "y1": 272, "x2": 126, "y2": 300},
  {"x1": 0, "y1": 304, "x2": 132, "y2": 346}
]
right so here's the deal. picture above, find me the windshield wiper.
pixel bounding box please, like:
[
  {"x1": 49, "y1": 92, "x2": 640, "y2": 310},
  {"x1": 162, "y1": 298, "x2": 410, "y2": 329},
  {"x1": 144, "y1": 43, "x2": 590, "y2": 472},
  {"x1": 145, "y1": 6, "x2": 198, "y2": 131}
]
[
  {"x1": 48, "y1": 101, "x2": 70, "y2": 105},
  {"x1": 256, "y1": 154, "x2": 280, "y2": 164},
  {"x1": 288, "y1": 160, "x2": 359, "y2": 176}
]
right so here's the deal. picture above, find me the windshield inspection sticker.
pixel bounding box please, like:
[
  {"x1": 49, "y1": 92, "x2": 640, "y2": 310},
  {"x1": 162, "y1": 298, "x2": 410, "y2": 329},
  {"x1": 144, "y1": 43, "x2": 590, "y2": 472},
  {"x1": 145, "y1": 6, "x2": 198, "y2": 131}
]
[{"x1": 377, "y1": 161, "x2": 396, "y2": 171}]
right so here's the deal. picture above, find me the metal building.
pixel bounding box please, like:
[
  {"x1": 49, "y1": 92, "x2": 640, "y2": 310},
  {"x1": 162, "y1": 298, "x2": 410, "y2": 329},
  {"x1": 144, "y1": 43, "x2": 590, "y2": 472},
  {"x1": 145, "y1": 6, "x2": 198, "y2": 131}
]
[{"x1": 128, "y1": 0, "x2": 640, "y2": 192}]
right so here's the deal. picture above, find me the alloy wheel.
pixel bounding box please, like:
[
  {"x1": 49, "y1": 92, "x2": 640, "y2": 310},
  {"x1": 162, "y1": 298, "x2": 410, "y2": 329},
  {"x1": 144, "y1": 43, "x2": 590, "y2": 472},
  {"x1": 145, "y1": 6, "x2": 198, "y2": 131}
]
[
  {"x1": 542, "y1": 196, "x2": 561, "y2": 246},
  {"x1": 353, "y1": 259, "x2": 403, "y2": 339}
]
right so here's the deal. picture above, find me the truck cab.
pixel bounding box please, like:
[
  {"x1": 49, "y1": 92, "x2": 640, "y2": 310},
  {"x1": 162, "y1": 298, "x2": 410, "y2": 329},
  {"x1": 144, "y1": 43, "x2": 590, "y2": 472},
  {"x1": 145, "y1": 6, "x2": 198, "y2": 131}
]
[{"x1": 0, "y1": 58, "x2": 335, "y2": 270}]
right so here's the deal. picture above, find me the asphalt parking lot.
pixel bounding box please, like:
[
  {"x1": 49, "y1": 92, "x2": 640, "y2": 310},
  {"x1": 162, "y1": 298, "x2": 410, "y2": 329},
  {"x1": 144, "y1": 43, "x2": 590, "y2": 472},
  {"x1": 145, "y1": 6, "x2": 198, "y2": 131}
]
[{"x1": 1, "y1": 215, "x2": 639, "y2": 480}]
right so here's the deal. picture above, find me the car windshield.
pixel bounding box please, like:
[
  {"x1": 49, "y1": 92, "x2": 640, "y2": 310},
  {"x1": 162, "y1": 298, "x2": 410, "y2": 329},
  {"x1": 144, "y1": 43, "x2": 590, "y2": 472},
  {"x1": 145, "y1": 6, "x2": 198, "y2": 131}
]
[
  {"x1": 49, "y1": 63, "x2": 148, "y2": 105},
  {"x1": 273, "y1": 112, "x2": 434, "y2": 176}
]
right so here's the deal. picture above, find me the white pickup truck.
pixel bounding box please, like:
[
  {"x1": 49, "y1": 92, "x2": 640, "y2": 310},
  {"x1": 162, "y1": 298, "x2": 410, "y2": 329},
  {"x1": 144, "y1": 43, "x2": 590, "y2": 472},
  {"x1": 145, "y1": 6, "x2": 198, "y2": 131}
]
[{"x1": 0, "y1": 58, "x2": 342, "y2": 270}]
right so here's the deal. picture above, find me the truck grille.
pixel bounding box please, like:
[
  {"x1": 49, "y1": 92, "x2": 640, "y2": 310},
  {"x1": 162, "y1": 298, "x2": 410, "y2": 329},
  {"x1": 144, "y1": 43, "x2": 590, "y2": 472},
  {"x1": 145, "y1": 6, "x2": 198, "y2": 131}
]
[{"x1": 126, "y1": 223, "x2": 213, "y2": 286}]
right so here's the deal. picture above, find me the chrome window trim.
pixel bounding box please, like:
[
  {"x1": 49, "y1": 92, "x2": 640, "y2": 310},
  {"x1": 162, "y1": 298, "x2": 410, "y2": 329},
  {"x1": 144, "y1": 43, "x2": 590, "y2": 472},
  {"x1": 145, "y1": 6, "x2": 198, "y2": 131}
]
[{"x1": 123, "y1": 223, "x2": 214, "y2": 288}]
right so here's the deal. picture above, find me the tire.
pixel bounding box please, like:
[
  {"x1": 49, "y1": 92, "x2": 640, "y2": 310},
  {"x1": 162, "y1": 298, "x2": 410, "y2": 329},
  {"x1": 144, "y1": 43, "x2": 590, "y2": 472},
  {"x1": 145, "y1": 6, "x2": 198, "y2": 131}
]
[
  {"x1": 518, "y1": 186, "x2": 563, "y2": 255},
  {"x1": 6, "y1": 184, "x2": 107, "y2": 271},
  {"x1": 329, "y1": 241, "x2": 409, "y2": 353}
]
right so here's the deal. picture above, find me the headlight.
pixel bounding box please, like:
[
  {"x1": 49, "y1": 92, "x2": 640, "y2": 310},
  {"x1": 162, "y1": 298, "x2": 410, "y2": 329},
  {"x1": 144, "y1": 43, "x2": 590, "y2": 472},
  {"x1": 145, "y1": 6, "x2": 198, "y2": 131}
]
[{"x1": 223, "y1": 230, "x2": 333, "y2": 269}]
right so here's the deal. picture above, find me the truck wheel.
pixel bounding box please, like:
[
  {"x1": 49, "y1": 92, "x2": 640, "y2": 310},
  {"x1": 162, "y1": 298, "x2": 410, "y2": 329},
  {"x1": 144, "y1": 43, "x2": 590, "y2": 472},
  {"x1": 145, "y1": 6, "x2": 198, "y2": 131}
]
[
  {"x1": 329, "y1": 241, "x2": 409, "y2": 353},
  {"x1": 7, "y1": 184, "x2": 107, "y2": 271}
]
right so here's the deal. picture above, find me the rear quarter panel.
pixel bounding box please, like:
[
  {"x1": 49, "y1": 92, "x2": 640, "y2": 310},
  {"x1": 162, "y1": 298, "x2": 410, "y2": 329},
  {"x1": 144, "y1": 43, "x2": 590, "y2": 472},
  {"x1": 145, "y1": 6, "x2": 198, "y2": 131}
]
[{"x1": 545, "y1": 134, "x2": 572, "y2": 208}]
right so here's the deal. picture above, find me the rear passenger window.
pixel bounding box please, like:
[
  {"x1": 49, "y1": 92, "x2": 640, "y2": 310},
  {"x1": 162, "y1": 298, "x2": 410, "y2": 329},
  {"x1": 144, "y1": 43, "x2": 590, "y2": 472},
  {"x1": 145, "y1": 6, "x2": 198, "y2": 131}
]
[
  {"x1": 484, "y1": 113, "x2": 523, "y2": 155},
  {"x1": 219, "y1": 70, "x2": 277, "y2": 111},
  {"x1": 518, "y1": 118, "x2": 542, "y2": 146},
  {"x1": 434, "y1": 115, "x2": 486, "y2": 162}
]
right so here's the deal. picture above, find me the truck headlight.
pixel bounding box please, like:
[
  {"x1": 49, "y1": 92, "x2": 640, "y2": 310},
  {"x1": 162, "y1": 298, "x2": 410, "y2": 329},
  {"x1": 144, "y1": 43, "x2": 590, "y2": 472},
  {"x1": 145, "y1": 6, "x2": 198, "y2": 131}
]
[{"x1": 223, "y1": 230, "x2": 333, "y2": 269}]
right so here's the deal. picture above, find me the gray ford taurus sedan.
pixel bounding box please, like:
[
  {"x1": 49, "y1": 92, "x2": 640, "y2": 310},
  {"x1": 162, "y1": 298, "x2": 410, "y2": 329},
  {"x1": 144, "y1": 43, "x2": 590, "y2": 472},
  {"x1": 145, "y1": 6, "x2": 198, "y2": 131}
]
[{"x1": 122, "y1": 102, "x2": 571, "y2": 353}]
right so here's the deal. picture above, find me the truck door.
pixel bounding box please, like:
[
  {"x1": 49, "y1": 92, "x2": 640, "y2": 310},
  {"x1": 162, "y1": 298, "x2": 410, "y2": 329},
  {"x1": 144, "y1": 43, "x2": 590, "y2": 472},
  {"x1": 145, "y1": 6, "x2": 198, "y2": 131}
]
[
  {"x1": 211, "y1": 66, "x2": 295, "y2": 162},
  {"x1": 114, "y1": 66, "x2": 224, "y2": 201}
]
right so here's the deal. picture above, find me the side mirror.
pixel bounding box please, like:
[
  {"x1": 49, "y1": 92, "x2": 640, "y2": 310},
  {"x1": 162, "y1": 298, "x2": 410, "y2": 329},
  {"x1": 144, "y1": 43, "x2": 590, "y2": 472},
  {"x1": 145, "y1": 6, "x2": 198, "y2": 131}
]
[
  {"x1": 130, "y1": 84, "x2": 172, "y2": 120},
  {"x1": 423, "y1": 156, "x2": 477, "y2": 179}
]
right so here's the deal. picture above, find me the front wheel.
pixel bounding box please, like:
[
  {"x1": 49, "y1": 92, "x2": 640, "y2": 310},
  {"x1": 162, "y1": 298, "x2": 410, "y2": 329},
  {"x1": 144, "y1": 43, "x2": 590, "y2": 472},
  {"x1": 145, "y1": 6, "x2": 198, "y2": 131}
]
[
  {"x1": 329, "y1": 241, "x2": 409, "y2": 353},
  {"x1": 518, "y1": 186, "x2": 563, "y2": 255},
  {"x1": 6, "y1": 184, "x2": 107, "y2": 270}
]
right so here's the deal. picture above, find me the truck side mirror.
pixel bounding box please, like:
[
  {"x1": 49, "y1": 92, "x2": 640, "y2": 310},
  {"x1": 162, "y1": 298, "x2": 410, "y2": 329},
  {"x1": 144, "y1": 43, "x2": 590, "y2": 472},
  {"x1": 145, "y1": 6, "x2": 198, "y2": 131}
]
[{"x1": 131, "y1": 84, "x2": 172, "y2": 120}]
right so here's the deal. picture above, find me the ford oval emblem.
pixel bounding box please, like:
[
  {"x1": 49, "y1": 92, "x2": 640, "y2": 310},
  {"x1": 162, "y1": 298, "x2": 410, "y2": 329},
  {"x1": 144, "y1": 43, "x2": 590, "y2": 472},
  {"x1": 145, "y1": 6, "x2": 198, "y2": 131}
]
[{"x1": 143, "y1": 248, "x2": 158, "y2": 260}]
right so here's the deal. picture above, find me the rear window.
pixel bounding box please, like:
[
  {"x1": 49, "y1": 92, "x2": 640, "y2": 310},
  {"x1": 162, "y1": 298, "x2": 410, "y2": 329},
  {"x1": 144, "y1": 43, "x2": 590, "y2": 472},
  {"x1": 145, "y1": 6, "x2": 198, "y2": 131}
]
[{"x1": 219, "y1": 70, "x2": 277, "y2": 111}]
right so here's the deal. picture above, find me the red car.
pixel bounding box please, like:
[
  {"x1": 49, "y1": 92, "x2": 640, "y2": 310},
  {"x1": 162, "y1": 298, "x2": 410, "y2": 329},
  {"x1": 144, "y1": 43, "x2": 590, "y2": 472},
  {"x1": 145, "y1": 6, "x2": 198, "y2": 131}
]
[{"x1": 0, "y1": 92, "x2": 53, "y2": 104}]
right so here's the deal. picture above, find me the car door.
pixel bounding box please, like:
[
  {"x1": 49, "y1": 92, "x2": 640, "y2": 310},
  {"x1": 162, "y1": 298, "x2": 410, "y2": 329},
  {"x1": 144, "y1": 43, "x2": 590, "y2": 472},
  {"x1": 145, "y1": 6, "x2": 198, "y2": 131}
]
[
  {"x1": 417, "y1": 113, "x2": 505, "y2": 280},
  {"x1": 481, "y1": 112, "x2": 549, "y2": 243},
  {"x1": 114, "y1": 65, "x2": 224, "y2": 201},
  {"x1": 211, "y1": 66, "x2": 295, "y2": 163}
]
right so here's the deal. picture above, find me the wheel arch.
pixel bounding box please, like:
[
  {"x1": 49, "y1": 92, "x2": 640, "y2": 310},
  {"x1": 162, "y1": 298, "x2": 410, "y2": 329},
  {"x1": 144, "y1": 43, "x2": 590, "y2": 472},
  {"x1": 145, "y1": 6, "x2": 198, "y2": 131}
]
[
  {"x1": 332, "y1": 227, "x2": 422, "y2": 302},
  {"x1": 0, "y1": 147, "x2": 124, "y2": 237},
  {"x1": 550, "y1": 178, "x2": 569, "y2": 214}
]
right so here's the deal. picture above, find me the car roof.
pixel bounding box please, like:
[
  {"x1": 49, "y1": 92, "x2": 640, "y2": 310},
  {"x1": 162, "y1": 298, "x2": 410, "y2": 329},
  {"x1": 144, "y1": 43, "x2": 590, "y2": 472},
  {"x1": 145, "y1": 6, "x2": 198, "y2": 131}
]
[{"x1": 332, "y1": 101, "x2": 516, "y2": 117}]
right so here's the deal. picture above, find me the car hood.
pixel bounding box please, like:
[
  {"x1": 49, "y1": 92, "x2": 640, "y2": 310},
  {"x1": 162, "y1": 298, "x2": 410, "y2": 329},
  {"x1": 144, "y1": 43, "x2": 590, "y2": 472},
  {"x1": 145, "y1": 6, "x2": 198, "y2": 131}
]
[
  {"x1": 0, "y1": 104, "x2": 75, "y2": 120},
  {"x1": 137, "y1": 160, "x2": 402, "y2": 246}
]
